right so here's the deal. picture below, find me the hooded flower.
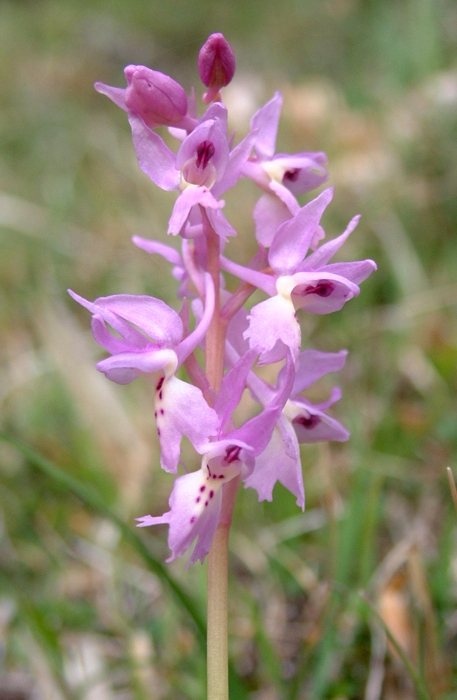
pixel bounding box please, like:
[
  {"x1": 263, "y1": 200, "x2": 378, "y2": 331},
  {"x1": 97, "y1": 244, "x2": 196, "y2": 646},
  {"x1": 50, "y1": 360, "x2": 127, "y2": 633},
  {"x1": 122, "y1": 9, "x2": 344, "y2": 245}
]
[
  {"x1": 94, "y1": 64, "x2": 196, "y2": 131},
  {"x1": 243, "y1": 348, "x2": 349, "y2": 508},
  {"x1": 68, "y1": 274, "x2": 219, "y2": 473},
  {"x1": 128, "y1": 102, "x2": 257, "y2": 239},
  {"x1": 242, "y1": 92, "x2": 328, "y2": 246},
  {"x1": 220, "y1": 187, "x2": 376, "y2": 362}
]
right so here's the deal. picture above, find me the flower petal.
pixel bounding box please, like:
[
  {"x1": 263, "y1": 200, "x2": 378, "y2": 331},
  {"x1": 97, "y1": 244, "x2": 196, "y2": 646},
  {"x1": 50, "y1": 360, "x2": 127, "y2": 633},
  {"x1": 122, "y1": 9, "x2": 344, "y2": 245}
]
[
  {"x1": 244, "y1": 418, "x2": 304, "y2": 508},
  {"x1": 293, "y1": 349, "x2": 348, "y2": 395},
  {"x1": 244, "y1": 295, "x2": 301, "y2": 363},
  {"x1": 268, "y1": 188, "x2": 334, "y2": 275},
  {"x1": 156, "y1": 376, "x2": 219, "y2": 473},
  {"x1": 251, "y1": 92, "x2": 282, "y2": 160},
  {"x1": 129, "y1": 113, "x2": 180, "y2": 191}
]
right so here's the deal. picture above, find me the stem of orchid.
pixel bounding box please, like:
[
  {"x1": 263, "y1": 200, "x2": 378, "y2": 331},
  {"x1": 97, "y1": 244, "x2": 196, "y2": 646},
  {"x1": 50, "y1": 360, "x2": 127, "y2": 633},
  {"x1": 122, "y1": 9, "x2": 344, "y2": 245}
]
[
  {"x1": 202, "y1": 208, "x2": 225, "y2": 393},
  {"x1": 201, "y1": 206, "x2": 232, "y2": 700}
]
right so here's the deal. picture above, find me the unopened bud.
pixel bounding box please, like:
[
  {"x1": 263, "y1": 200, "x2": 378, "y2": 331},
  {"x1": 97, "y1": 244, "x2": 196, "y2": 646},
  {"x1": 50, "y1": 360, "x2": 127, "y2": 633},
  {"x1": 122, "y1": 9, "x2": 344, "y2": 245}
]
[
  {"x1": 198, "y1": 33, "x2": 236, "y2": 103},
  {"x1": 124, "y1": 65, "x2": 188, "y2": 128}
]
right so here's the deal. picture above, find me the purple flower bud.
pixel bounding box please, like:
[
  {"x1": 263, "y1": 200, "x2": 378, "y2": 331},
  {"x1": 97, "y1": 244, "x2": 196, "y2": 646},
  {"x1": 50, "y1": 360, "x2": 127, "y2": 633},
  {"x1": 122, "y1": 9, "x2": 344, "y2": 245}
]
[
  {"x1": 198, "y1": 33, "x2": 236, "y2": 103},
  {"x1": 124, "y1": 65, "x2": 188, "y2": 128}
]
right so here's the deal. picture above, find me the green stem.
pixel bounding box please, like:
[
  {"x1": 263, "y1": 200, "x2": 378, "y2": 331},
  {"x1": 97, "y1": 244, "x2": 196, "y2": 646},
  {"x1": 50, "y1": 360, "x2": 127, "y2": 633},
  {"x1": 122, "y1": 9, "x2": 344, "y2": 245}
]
[
  {"x1": 207, "y1": 523, "x2": 230, "y2": 699},
  {"x1": 201, "y1": 206, "x2": 234, "y2": 700}
]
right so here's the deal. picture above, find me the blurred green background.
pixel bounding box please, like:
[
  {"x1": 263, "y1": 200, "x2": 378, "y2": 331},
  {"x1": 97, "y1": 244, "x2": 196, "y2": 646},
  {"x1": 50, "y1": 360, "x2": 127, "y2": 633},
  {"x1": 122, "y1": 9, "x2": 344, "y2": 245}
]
[{"x1": 1, "y1": 0, "x2": 457, "y2": 698}]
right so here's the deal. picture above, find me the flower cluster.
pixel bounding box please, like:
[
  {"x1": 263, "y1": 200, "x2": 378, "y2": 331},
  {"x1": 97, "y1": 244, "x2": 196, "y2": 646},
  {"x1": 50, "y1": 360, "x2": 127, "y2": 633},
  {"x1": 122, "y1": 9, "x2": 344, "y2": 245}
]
[{"x1": 70, "y1": 34, "x2": 376, "y2": 565}]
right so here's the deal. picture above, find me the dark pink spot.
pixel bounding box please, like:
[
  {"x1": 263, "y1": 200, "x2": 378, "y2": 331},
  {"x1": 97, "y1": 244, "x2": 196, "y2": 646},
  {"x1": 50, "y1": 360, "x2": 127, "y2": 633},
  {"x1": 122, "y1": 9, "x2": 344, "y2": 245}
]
[
  {"x1": 157, "y1": 428, "x2": 161, "y2": 436},
  {"x1": 200, "y1": 485, "x2": 206, "y2": 492},
  {"x1": 205, "y1": 500, "x2": 209, "y2": 506},
  {"x1": 209, "y1": 490, "x2": 214, "y2": 499},
  {"x1": 218, "y1": 474, "x2": 224, "y2": 479},
  {"x1": 159, "y1": 391, "x2": 163, "y2": 400},
  {"x1": 156, "y1": 377, "x2": 164, "y2": 391},
  {"x1": 212, "y1": 474, "x2": 217, "y2": 479},
  {"x1": 293, "y1": 414, "x2": 321, "y2": 430},
  {"x1": 196, "y1": 497, "x2": 200, "y2": 503},
  {"x1": 190, "y1": 516, "x2": 196, "y2": 524},
  {"x1": 154, "y1": 411, "x2": 158, "y2": 418},
  {"x1": 196, "y1": 140, "x2": 215, "y2": 169},
  {"x1": 160, "y1": 408, "x2": 164, "y2": 415},
  {"x1": 284, "y1": 168, "x2": 300, "y2": 183},
  {"x1": 223, "y1": 445, "x2": 241, "y2": 464},
  {"x1": 304, "y1": 280, "x2": 335, "y2": 298}
]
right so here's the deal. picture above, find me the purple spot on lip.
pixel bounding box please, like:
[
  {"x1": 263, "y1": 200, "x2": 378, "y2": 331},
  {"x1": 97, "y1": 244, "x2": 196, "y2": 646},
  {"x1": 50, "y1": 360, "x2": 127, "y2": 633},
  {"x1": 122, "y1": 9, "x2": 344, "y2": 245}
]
[
  {"x1": 304, "y1": 280, "x2": 335, "y2": 298},
  {"x1": 157, "y1": 428, "x2": 161, "y2": 436},
  {"x1": 209, "y1": 490, "x2": 214, "y2": 498},
  {"x1": 293, "y1": 414, "x2": 321, "y2": 430},
  {"x1": 284, "y1": 168, "x2": 300, "y2": 183},
  {"x1": 205, "y1": 500, "x2": 209, "y2": 506},
  {"x1": 196, "y1": 140, "x2": 215, "y2": 169},
  {"x1": 156, "y1": 377, "x2": 164, "y2": 391},
  {"x1": 160, "y1": 409, "x2": 164, "y2": 415},
  {"x1": 200, "y1": 485, "x2": 206, "y2": 492},
  {"x1": 196, "y1": 497, "x2": 200, "y2": 503},
  {"x1": 190, "y1": 516, "x2": 195, "y2": 524},
  {"x1": 223, "y1": 445, "x2": 241, "y2": 464}
]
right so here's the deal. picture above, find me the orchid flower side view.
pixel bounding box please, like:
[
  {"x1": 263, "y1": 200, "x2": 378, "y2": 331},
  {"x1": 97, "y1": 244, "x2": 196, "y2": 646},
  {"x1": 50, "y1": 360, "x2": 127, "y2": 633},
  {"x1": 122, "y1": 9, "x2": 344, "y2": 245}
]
[{"x1": 69, "y1": 32, "x2": 376, "y2": 699}]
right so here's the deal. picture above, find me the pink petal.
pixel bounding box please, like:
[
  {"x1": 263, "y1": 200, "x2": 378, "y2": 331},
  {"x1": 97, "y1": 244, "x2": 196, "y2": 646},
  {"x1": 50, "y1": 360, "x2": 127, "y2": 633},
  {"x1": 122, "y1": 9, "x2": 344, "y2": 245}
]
[
  {"x1": 244, "y1": 295, "x2": 301, "y2": 363},
  {"x1": 156, "y1": 376, "x2": 219, "y2": 473},
  {"x1": 244, "y1": 419, "x2": 304, "y2": 508},
  {"x1": 268, "y1": 188, "x2": 334, "y2": 275},
  {"x1": 129, "y1": 113, "x2": 180, "y2": 191},
  {"x1": 251, "y1": 92, "x2": 282, "y2": 160}
]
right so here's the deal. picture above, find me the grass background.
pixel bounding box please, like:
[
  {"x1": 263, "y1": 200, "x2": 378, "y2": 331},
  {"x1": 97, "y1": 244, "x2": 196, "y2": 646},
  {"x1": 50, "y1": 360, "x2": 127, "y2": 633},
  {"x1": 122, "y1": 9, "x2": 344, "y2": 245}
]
[{"x1": 0, "y1": 0, "x2": 457, "y2": 698}]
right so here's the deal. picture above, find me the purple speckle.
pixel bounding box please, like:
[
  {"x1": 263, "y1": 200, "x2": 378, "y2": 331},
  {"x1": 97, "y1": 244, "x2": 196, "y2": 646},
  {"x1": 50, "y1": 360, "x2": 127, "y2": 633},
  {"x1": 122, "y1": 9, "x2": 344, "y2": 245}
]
[
  {"x1": 223, "y1": 445, "x2": 241, "y2": 464},
  {"x1": 218, "y1": 474, "x2": 224, "y2": 479},
  {"x1": 156, "y1": 377, "x2": 164, "y2": 392},
  {"x1": 160, "y1": 408, "x2": 165, "y2": 415},
  {"x1": 157, "y1": 428, "x2": 161, "y2": 436},
  {"x1": 190, "y1": 516, "x2": 196, "y2": 524},
  {"x1": 196, "y1": 140, "x2": 215, "y2": 170},
  {"x1": 159, "y1": 391, "x2": 163, "y2": 400},
  {"x1": 293, "y1": 414, "x2": 321, "y2": 430},
  {"x1": 304, "y1": 280, "x2": 335, "y2": 298},
  {"x1": 196, "y1": 497, "x2": 200, "y2": 503},
  {"x1": 200, "y1": 485, "x2": 206, "y2": 492},
  {"x1": 284, "y1": 168, "x2": 300, "y2": 183},
  {"x1": 209, "y1": 490, "x2": 214, "y2": 499},
  {"x1": 205, "y1": 500, "x2": 209, "y2": 506}
]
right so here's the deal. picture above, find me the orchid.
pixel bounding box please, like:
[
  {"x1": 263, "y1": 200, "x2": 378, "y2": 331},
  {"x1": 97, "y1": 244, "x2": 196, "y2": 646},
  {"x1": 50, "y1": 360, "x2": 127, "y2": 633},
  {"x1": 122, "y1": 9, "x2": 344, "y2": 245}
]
[
  {"x1": 128, "y1": 101, "x2": 257, "y2": 238},
  {"x1": 242, "y1": 91, "x2": 328, "y2": 246},
  {"x1": 221, "y1": 186, "x2": 376, "y2": 362},
  {"x1": 138, "y1": 347, "x2": 295, "y2": 564},
  {"x1": 73, "y1": 32, "x2": 376, "y2": 700},
  {"x1": 68, "y1": 273, "x2": 219, "y2": 473}
]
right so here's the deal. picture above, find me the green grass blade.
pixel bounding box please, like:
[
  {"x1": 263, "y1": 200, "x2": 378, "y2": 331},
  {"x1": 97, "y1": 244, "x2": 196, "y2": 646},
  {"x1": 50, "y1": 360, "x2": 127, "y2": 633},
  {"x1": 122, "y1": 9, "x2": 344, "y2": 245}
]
[{"x1": 0, "y1": 430, "x2": 206, "y2": 649}]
